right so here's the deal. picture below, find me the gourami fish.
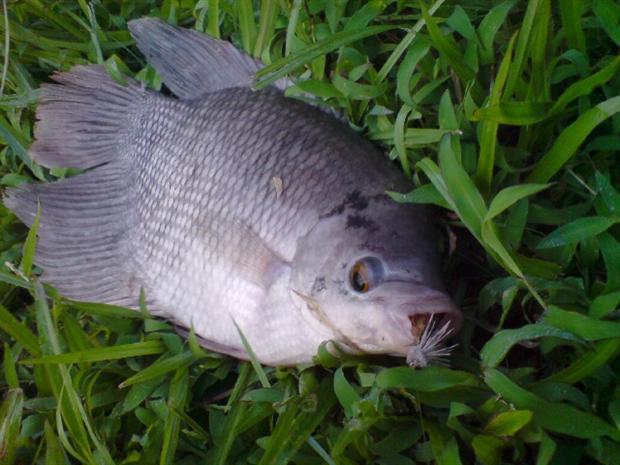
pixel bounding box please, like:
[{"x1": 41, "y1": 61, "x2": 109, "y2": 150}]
[{"x1": 4, "y1": 18, "x2": 462, "y2": 366}]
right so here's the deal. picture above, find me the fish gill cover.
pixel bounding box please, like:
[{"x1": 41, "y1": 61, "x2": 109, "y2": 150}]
[{"x1": 0, "y1": 1, "x2": 619, "y2": 465}]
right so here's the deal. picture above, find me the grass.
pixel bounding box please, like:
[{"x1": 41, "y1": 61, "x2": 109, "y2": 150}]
[{"x1": 1, "y1": 0, "x2": 620, "y2": 464}]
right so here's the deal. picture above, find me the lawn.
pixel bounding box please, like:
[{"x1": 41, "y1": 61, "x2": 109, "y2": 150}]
[{"x1": 1, "y1": 1, "x2": 620, "y2": 464}]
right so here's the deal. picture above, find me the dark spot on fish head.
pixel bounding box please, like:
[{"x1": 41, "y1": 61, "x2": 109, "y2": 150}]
[
  {"x1": 346, "y1": 214, "x2": 378, "y2": 232},
  {"x1": 344, "y1": 190, "x2": 369, "y2": 211},
  {"x1": 320, "y1": 203, "x2": 345, "y2": 219},
  {"x1": 311, "y1": 277, "x2": 326, "y2": 295},
  {"x1": 319, "y1": 191, "x2": 370, "y2": 219},
  {"x1": 333, "y1": 279, "x2": 349, "y2": 296}
]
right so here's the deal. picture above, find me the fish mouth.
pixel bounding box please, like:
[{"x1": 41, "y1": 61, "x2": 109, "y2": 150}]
[
  {"x1": 408, "y1": 309, "x2": 461, "y2": 344},
  {"x1": 398, "y1": 292, "x2": 462, "y2": 367},
  {"x1": 400, "y1": 292, "x2": 461, "y2": 340}
]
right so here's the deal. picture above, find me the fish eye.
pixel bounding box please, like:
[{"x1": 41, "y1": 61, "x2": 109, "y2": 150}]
[{"x1": 349, "y1": 257, "x2": 385, "y2": 293}]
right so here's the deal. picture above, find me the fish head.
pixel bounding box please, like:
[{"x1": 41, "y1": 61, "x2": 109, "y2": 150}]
[{"x1": 291, "y1": 197, "x2": 462, "y2": 364}]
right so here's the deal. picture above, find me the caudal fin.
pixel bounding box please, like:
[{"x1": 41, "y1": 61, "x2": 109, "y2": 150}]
[{"x1": 4, "y1": 65, "x2": 148, "y2": 306}]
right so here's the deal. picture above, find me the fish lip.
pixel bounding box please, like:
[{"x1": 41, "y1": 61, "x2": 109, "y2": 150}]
[
  {"x1": 349, "y1": 289, "x2": 462, "y2": 355},
  {"x1": 395, "y1": 291, "x2": 462, "y2": 344}
]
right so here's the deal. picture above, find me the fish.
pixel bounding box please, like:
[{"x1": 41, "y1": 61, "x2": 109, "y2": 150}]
[{"x1": 3, "y1": 18, "x2": 462, "y2": 367}]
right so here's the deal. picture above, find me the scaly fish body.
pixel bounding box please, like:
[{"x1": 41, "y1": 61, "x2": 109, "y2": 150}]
[{"x1": 5, "y1": 19, "x2": 462, "y2": 366}]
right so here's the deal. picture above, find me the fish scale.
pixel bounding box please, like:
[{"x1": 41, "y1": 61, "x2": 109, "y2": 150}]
[{"x1": 4, "y1": 18, "x2": 462, "y2": 366}]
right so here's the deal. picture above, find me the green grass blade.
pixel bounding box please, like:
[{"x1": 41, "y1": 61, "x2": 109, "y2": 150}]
[
  {"x1": 480, "y1": 324, "x2": 582, "y2": 368},
  {"x1": 22, "y1": 340, "x2": 165, "y2": 365},
  {"x1": 237, "y1": 0, "x2": 256, "y2": 54},
  {"x1": 306, "y1": 436, "x2": 336, "y2": 465},
  {"x1": 485, "y1": 410, "x2": 533, "y2": 436},
  {"x1": 480, "y1": 221, "x2": 526, "y2": 279},
  {"x1": 284, "y1": 0, "x2": 302, "y2": 57},
  {"x1": 377, "y1": 0, "x2": 444, "y2": 83},
  {"x1": 160, "y1": 366, "x2": 189, "y2": 465},
  {"x1": 600, "y1": 233, "x2": 620, "y2": 293},
  {"x1": 369, "y1": 127, "x2": 453, "y2": 145},
  {"x1": 0, "y1": 388, "x2": 24, "y2": 465},
  {"x1": 484, "y1": 368, "x2": 620, "y2": 440},
  {"x1": 558, "y1": 0, "x2": 586, "y2": 53},
  {"x1": 333, "y1": 367, "x2": 360, "y2": 418},
  {"x1": 0, "y1": 1, "x2": 10, "y2": 98},
  {"x1": 472, "y1": 101, "x2": 547, "y2": 125},
  {"x1": 258, "y1": 376, "x2": 337, "y2": 465},
  {"x1": 396, "y1": 41, "x2": 429, "y2": 107},
  {"x1": 438, "y1": 89, "x2": 459, "y2": 130},
  {"x1": 21, "y1": 208, "x2": 40, "y2": 278},
  {"x1": 528, "y1": 96, "x2": 620, "y2": 183},
  {"x1": 61, "y1": 312, "x2": 92, "y2": 353},
  {"x1": 471, "y1": 434, "x2": 503, "y2": 465},
  {"x1": 438, "y1": 135, "x2": 487, "y2": 239},
  {"x1": 528, "y1": 0, "x2": 550, "y2": 101},
  {"x1": 0, "y1": 304, "x2": 41, "y2": 356},
  {"x1": 393, "y1": 105, "x2": 414, "y2": 177},
  {"x1": 354, "y1": 0, "x2": 445, "y2": 126},
  {"x1": 538, "y1": 339, "x2": 620, "y2": 385},
  {"x1": 593, "y1": 0, "x2": 620, "y2": 46},
  {"x1": 478, "y1": 1, "x2": 516, "y2": 63},
  {"x1": 387, "y1": 183, "x2": 450, "y2": 209},
  {"x1": 119, "y1": 351, "x2": 194, "y2": 388},
  {"x1": 536, "y1": 216, "x2": 618, "y2": 249},
  {"x1": 425, "y1": 421, "x2": 463, "y2": 465},
  {"x1": 544, "y1": 306, "x2": 620, "y2": 340},
  {"x1": 254, "y1": 25, "x2": 394, "y2": 88},
  {"x1": 0, "y1": 270, "x2": 33, "y2": 289},
  {"x1": 69, "y1": 300, "x2": 143, "y2": 319},
  {"x1": 419, "y1": 0, "x2": 475, "y2": 84},
  {"x1": 21, "y1": 0, "x2": 83, "y2": 38},
  {"x1": 503, "y1": 0, "x2": 542, "y2": 98},
  {"x1": 549, "y1": 55, "x2": 620, "y2": 117},
  {"x1": 44, "y1": 420, "x2": 65, "y2": 465},
  {"x1": 232, "y1": 319, "x2": 270, "y2": 388},
  {"x1": 376, "y1": 366, "x2": 479, "y2": 391},
  {"x1": 253, "y1": 0, "x2": 277, "y2": 58},
  {"x1": 33, "y1": 281, "x2": 114, "y2": 465},
  {"x1": 485, "y1": 184, "x2": 551, "y2": 221},
  {"x1": 417, "y1": 157, "x2": 456, "y2": 211},
  {"x1": 590, "y1": 291, "x2": 620, "y2": 318},
  {"x1": 475, "y1": 32, "x2": 516, "y2": 194},
  {"x1": 3, "y1": 343, "x2": 19, "y2": 388},
  {"x1": 213, "y1": 362, "x2": 251, "y2": 465},
  {"x1": 206, "y1": 0, "x2": 220, "y2": 38},
  {"x1": 78, "y1": 0, "x2": 104, "y2": 64}
]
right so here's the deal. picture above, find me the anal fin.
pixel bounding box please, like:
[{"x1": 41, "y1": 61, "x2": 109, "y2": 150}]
[{"x1": 4, "y1": 162, "x2": 142, "y2": 307}]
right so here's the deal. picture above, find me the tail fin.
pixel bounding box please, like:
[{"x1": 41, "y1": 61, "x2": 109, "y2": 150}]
[
  {"x1": 30, "y1": 65, "x2": 146, "y2": 169},
  {"x1": 4, "y1": 65, "x2": 148, "y2": 306}
]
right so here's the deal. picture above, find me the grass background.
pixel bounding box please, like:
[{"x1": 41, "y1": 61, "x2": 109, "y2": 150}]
[{"x1": 1, "y1": 0, "x2": 620, "y2": 464}]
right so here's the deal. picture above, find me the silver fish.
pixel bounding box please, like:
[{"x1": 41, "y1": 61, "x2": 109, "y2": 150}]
[{"x1": 4, "y1": 18, "x2": 462, "y2": 366}]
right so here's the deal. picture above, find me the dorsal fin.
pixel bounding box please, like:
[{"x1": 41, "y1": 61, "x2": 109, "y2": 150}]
[{"x1": 128, "y1": 18, "x2": 288, "y2": 100}]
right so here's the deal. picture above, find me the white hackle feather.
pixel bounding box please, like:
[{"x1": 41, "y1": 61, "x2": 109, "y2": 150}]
[{"x1": 406, "y1": 314, "x2": 457, "y2": 368}]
